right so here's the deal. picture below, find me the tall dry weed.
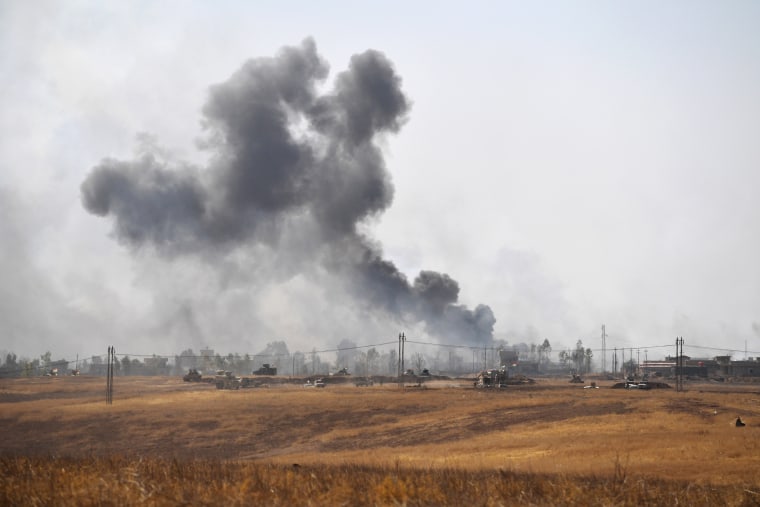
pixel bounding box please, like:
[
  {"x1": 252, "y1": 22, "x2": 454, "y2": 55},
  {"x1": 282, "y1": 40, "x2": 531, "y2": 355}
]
[{"x1": 1, "y1": 456, "x2": 757, "y2": 506}]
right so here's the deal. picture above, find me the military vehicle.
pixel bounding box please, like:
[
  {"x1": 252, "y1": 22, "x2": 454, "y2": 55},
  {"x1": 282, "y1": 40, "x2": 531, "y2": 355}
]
[
  {"x1": 214, "y1": 370, "x2": 242, "y2": 390},
  {"x1": 183, "y1": 368, "x2": 203, "y2": 382},
  {"x1": 253, "y1": 364, "x2": 277, "y2": 375}
]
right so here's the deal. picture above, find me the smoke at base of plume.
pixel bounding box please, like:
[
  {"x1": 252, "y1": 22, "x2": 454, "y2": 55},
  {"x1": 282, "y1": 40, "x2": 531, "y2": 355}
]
[{"x1": 80, "y1": 38, "x2": 495, "y2": 346}]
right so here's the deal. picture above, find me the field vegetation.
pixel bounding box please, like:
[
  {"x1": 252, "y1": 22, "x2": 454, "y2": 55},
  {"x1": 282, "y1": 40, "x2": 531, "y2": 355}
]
[{"x1": 2, "y1": 376, "x2": 760, "y2": 505}]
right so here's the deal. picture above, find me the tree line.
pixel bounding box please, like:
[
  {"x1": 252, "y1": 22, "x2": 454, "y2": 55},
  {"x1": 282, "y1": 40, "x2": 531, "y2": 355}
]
[{"x1": 1, "y1": 338, "x2": 604, "y2": 378}]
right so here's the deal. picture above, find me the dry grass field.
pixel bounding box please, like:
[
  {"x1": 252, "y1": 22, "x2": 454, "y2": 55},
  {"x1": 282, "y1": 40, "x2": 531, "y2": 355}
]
[{"x1": 2, "y1": 375, "x2": 760, "y2": 505}]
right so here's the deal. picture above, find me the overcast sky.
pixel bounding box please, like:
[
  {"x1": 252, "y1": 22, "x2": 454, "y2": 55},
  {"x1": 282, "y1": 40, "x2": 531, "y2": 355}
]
[{"x1": 2, "y1": 1, "x2": 759, "y2": 363}]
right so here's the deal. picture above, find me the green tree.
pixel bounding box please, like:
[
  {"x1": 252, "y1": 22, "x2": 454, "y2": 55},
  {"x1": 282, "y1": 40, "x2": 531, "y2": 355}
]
[
  {"x1": 538, "y1": 339, "x2": 552, "y2": 371},
  {"x1": 122, "y1": 355, "x2": 132, "y2": 375},
  {"x1": 411, "y1": 352, "x2": 426, "y2": 373},
  {"x1": 291, "y1": 352, "x2": 305, "y2": 376},
  {"x1": 387, "y1": 349, "x2": 397, "y2": 375},
  {"x1": 23, "y1": 358, "x2": 40, "y2": 377},
  {"x1": 310, "y1": 348, "x2": 320, "y2": 375},
  {"x1": 335, "y1": 340, "x2": 357, "y2": 372},
  {"x1": 571, "y1": 340, "x2": 585, "y2": 373},
  {"x1": 366, "y1": 347, "x2": 380, "y2": 375},
  {"x1": 174, "y1": 349, "x2": 196, "y2": 375},
  {"x1": 240, "y1": 353, "x2": 253, "y2": 374},
  {"x1": 256, "y1": 341, "x2": 290, "y2": 371},
  {"x1": 1, "y1": 353, "x2": 18, "y2": 377},
  {"x1": 355, "y1": 352, "x2": 368, "y2": 375}
]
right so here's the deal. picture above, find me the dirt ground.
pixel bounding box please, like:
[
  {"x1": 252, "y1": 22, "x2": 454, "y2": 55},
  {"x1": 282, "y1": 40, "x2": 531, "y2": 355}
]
[{"x1": 2, "y1": 375, "x2": 760, "y2": 485}]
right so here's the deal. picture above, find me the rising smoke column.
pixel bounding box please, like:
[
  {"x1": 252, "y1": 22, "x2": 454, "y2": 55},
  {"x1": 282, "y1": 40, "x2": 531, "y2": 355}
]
[{"x1": 81, "y1": 38, "x2": 495, "y2": 345}]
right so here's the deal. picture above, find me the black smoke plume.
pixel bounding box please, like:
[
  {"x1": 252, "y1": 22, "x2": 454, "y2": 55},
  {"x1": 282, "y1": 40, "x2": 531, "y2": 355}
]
[{"x1": 81, "y1": 38, "x2": 495, "y2": 345}]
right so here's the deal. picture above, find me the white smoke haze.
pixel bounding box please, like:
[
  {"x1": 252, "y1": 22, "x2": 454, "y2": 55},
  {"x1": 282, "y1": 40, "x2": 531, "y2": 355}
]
[{"x1": 3, "y1": 2, "x2": 760, "y2": 363}]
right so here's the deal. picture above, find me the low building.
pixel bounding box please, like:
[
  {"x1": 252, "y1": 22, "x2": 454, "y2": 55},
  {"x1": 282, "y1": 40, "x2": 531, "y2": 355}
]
[
  {"x1": 640, "y1": 361, "x2": 674, "y2": 377},
  {"x1": 718, "y1": 357, "x2": 760, "y2": 377}
]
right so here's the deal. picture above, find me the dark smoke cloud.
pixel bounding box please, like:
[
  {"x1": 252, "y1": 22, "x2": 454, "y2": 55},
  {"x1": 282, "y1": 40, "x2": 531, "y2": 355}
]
[
  {"x1": 81, "y1": 38, "x2": 495, "y2": 345},
  {"x1": 414, "y1": 271, "x2": 460, "y2": 315},
  {"x1": 81, "y1": 155, "x2": 207, "y2": 249}
]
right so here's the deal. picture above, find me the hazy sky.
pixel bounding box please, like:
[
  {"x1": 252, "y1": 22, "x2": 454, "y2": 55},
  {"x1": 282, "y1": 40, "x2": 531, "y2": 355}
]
[{"x1": 2, "y1": 1, "x2": 759, "y2": 363}]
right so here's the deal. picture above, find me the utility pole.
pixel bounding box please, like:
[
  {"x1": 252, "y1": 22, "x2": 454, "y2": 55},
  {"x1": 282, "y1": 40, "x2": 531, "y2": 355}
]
[
  {"x1": 601, "y1": 325, "x2": 607, "y2": 373},
  {"x1": 621, "y1": 348, "x2": 625, "y2": 377},
  {"x1": 397, "y1": 332, "x2": 406, "y2": 378},
  {"x1": 676, "y1": 336, "x2": 685, "y2": 392},
  {"x1": 676, "y1": 337, "x2": 680, "y2": 391},
  {"x1": 629, "y1": 348, "x2": 633, "y2": 377},
  {"x1": 397, "y1": 333, "x2": 401, "y2": 378},
  {"x1": 401, "y1": 332, "x2": 405, "y2": 374},
  {"x1": 106, "y1": 346, "x2": 115, "y2": 405}
]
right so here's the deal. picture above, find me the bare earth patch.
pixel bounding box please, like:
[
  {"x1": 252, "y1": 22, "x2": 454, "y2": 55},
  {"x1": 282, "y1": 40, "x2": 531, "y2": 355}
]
[{"x1": 2, "y1": 376, "x2": 760, "y2": 486}]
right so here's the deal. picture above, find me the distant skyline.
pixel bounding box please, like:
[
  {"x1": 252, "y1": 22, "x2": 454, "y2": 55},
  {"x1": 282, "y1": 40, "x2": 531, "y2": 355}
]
[{"x1": 2, "y1": 1, "x2": 759, "y2": 363}]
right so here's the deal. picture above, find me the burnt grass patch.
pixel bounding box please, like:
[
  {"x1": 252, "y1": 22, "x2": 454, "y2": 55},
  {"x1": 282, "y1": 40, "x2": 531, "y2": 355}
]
[{"x1": 325, "y1": 400, "x2": 633, "y2": 451}]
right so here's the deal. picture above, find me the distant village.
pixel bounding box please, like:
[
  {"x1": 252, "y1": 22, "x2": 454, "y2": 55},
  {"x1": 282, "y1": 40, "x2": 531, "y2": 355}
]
[
  {"x1": 2, "y1": 341, "x2": 760, "y2": 381},
  {"x1": 502, "y1": 350, "x2": 760, "y2": 381}
]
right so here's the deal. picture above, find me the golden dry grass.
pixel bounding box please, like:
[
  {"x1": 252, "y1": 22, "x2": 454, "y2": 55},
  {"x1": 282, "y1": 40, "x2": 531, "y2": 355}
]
[
  {"x1": 2, "y1": 455, "x2": 755, "y2": 506},
  {"x1": 2, "y1": 376, "x2": 760, "y2": 504}
]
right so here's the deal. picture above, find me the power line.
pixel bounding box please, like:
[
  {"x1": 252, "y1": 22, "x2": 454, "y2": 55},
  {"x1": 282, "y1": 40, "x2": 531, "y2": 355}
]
[
  {"x1": 2, "y1": 338, "x2": 757, "y2": 376},
  {"x1": 406, "y1": 339, "x2": 487, "y2": 350},
  {"x1": 120, "y1": 340, "x2": 399, "y2": 360},
  {"x1": 682, "y1": 344, "x2": 760, "y2": 355}
]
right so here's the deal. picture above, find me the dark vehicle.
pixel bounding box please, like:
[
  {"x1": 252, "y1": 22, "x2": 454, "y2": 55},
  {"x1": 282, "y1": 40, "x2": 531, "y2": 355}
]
[
  {"x1": 475, "y1": 369, "x2": 508, "y2": 388},
  {"x1": 183, "y1": 368, "x2": 203, "y2": 382},
  {"x1": 253, "y1": 364, "x2": 277, "y2": 375}
]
